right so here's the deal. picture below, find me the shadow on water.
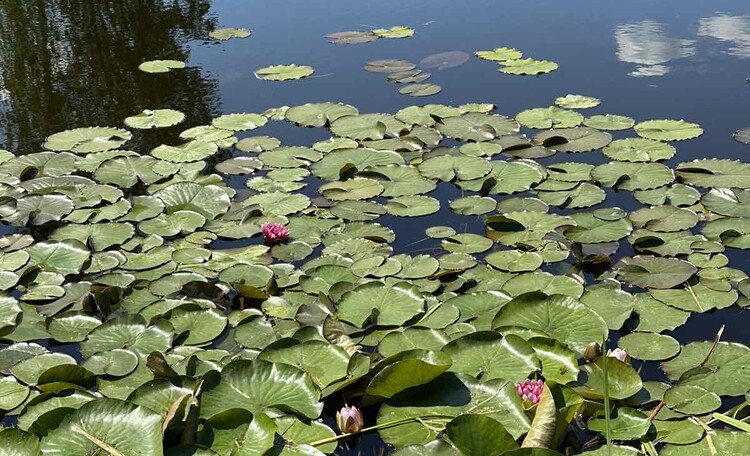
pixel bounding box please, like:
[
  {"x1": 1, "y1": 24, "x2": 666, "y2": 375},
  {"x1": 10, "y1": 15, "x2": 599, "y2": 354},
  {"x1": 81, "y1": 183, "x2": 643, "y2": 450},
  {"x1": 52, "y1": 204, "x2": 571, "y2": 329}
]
[{"x1": 0, "y1": 0, "x2": 221, "y2": 155}]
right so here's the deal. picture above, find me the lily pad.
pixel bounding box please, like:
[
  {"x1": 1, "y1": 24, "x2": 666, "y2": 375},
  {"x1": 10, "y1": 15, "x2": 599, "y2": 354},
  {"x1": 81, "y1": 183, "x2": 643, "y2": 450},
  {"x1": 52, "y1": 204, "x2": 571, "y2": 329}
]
[
  {"x1": 602, "y1": 138, "x2": 675, "y2": 162},
  {"x1": 475, "y1": 47, "x2": 523, "y2": 62},
  {"x1": 634, "y1": 119, "x2": 703, "y2": 141},
  {"x1": 555, "y1": 94, "x2": 601, "y2": 109},
  {"x1": 209, "y1": 27, "x2": 251, "y2": 40},
  {"x1": 500, "y1": 58, "x2": 558, "y2": 75},
  {"x1": 254, "y1": 64, "x2": 314, "y2": 81},
  {"x1": 125, "y1": 109, "x2": 185, "y2": 129},
  {"x1": 138, "y1": 60, "x2": 185, "y2": 73},
  {"x1": 615, "y1": 256, "x2": 696, "y2": 289},
  {"x1": 516, "y1": 107, "x2": 582, "y2": 129}
]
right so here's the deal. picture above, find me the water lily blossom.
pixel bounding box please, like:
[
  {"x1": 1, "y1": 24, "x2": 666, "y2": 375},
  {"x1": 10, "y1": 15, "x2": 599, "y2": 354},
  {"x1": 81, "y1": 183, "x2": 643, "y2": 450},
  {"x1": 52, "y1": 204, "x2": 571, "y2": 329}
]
[
  {"x1": 336, "y1": 405, "x2": 364, "y2": 434},
  {"x1": 515, "y1": 379, "x2": 544, "y2": 405},
  {"x1": 608, "y1": 348, "x2": 629, "y2": 363},
  {"x1": 260, "y1": 222, "x2": 290, "y2": 244}
]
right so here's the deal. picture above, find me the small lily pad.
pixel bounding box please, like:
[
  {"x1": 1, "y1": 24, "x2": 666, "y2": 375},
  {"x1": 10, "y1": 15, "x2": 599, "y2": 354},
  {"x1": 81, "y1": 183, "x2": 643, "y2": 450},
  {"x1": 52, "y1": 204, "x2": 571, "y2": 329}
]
[
  {"x1": 373, "y1": 26, "x2": 414, "y2": 39},
  {"x1": 555, "y1": 94, "x2": 601, "y2": 109},
  {"x1": 399, "y1": 83, "x2": 442, "y2": 97},
  {"x1": 138, "y1": 60, "x2": 185, "y2": 73},
  {"x1": 254, "y1": 64, "x2": 314, "y2": 81},
  {"x1": 209, "y1": 27, "x2": 251, "y2": 40},
  {"x1": 500, "y1": 58, "x2": 558, "y2": 75},
  {"x1": 125, "y1": 109, "x2": 185, "y2": 129}
]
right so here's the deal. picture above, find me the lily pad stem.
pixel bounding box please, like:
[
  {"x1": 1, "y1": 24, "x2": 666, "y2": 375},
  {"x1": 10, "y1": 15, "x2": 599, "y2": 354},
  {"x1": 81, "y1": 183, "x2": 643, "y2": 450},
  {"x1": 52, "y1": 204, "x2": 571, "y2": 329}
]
[
  {"x1": 648, "y1": 325, "x2": 725, "y2": 422},
  {"x1": 309, "y1": 415, "x2": 454, "y2": 447}
]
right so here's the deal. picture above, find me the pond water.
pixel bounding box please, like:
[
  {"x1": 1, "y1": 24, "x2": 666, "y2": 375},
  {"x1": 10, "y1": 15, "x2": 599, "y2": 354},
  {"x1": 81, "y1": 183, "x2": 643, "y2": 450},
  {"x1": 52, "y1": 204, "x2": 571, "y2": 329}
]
[{"x1": 2, "y1": 0, "x2": 750, "y2": 454}]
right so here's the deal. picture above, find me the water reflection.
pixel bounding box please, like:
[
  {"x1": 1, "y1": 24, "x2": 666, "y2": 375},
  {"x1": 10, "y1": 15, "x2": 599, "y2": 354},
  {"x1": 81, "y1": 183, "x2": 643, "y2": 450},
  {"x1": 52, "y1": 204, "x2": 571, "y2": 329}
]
[
  {"x1": 0, "y1": 1, "x2": 221, "y2": 155},
  {"x1": 614, "y1": 20, "x2": 695, "y2": 77},
  {"x1": 698, "y1": 14, "x2": 750, "y2": 58}
]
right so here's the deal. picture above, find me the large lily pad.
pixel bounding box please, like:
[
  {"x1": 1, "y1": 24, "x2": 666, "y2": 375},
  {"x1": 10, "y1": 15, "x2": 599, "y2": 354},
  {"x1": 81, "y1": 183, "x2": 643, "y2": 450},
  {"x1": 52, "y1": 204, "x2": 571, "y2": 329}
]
[{"x1": 492, "y1": 293, "x2": 608, "y2": 353}]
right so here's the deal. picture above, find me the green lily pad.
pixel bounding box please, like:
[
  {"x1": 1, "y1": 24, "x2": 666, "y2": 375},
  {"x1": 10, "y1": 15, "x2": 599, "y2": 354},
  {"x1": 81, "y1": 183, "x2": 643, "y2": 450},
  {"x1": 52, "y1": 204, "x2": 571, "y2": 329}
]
[
  {"x1": 662, "y1": 342, "x2": 750, "y2": 396},
  {"x1": 555, "y1": 94, "x2": 601, "y2": 109},
  {"x1": 583, "y1": 115, "x2": 635, "y2": 131},
  {"x1": 201, "y1": 359, "x2": 322, "y2": 419},
  {"x1": 580, "y1": 356, "x2": 643, "y2": 400},
  {"x1": 500, "y1": 58, "x2": 558, "y2": 75},
  {"x1": 442, "y1": 332, "x2": 538, "y2": 382},
  {"x1": 618, "y1": 332, "x2": 680, "y2": 361},
  {"x1": 634, "y1": 119, "x2": 703, "y2": 141},
  {"x1": 254, "y1": 64, "x2": 314, "y2": 81},
  {"x1": 373, "y1": 26, "x2": 415, "y2": 39},
  {"x1": 492, "y1": 293, "x2": 607, "y2": 354},
  {"x1": 399, "y1": 83, "x2": 442, "y2": 97},
  {"x1": 533, "y1": 127, "x2": 612, "y2": 152},
  {"x1": 475, "y1": 47, "x2": 523, "y2": 62},
  {"x1": 336, "y1": 282, "x2": 424, "y2": 328},
  {"x1": 138, "y1": 60, "x2": 185, "y2": 73},
  {"x1": 663, "y1": 385, "x2": 720, "y2": 415},
  {"x1": 516, "y1": 107, "x2": 582, "y2": 129},
  {"x1": 125, "y1": 109, "x2": 185, "y2": 129},
  {"x1": 588, "y1": 407, "x2": 651, "y2": 440},
  {"x1": 209, "y1": 27, "x2": 251, "y2": 40},
  {"x1": 285, "y1": 102, "x2": 358, "y2": 127},
  {"x1": 592, "y1": 161, "x2": 674, "y2": 191},
  {"x1": 615, "y1": 256, "x2": 696, "y2": 289},
  {"x1": 446, "y1": 414, "x2": 519, "y2": 455},
  {"x1": 44, "y1": 127, "x2": 132, "y2": 153}
]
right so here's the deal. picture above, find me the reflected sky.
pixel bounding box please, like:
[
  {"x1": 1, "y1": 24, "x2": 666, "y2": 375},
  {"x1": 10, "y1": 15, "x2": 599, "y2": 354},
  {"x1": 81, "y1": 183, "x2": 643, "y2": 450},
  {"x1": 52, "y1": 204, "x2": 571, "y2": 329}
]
[
  {"x1": 614, "y1": 20, "x2": 695, "y2": 77},
  {"x1": 614, "y1": 14, "x2": 750, "y2": 77},
  {"x1": 698, "y1": 14, "x2": 750, "y2": 58}
]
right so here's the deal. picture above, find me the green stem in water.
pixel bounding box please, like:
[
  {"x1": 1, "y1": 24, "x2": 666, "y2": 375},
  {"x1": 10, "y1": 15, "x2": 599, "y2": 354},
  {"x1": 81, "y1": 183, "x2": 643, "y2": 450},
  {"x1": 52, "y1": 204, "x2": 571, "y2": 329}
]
[
  {"x1": 603, "y1": 338, "x2": 612, "y2": 456},
  {"x1": 309, "y1": 415, "x2": 453, "y2": 447}
]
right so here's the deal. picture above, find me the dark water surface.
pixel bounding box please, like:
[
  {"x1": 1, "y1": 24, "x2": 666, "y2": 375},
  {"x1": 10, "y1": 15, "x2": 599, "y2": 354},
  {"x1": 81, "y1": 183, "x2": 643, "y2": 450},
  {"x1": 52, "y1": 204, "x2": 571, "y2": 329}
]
[{"x1": 2, "y1": 0, "x2": 750, "y2": 451}]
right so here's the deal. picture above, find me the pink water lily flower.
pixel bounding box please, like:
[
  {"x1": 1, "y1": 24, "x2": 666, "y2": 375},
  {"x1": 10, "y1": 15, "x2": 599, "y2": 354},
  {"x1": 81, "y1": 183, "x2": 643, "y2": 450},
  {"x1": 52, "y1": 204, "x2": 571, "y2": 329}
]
[
  {"x1": 515, "y1": 379, "x2": 544, "y2": 405},
  {"x1": 260, "y1": 222, "x2": 289, "y2": 244},
  {"x1": 336, "y1": 405, "x2": 364, "y2": 434},
  {"x1": 607, "y1": 348, "x2": 629, "y2": 363}
]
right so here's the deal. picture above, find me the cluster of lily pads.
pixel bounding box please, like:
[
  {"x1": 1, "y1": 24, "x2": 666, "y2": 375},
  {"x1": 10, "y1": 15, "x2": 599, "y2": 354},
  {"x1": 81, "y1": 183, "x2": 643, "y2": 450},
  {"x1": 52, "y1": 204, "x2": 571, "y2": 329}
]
[
  {"x1": 1, "y1": 92, "x2": 750, "y2": 455},
  {"x1": 326, "y1": 26, "x2": 415, "y2": 45},
  {"x1": 476, "y1": 47, "x2": 559, "y2": 75},
  {"x1": 365, "y1": 59, "x2": 442, "y2": 97}
]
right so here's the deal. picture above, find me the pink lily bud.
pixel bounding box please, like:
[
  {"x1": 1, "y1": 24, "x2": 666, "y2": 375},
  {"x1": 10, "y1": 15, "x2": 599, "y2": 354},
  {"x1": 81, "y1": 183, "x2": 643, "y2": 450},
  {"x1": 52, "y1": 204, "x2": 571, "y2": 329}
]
[
  {"x1": 336, "y1": 405, "x2": 364, "y2": 434},
  {"x1": 515, "y1": 379, "x2": 544, "y2": 405},
  {"x1": 260, "y1": 222, "x2": 290, "y2": 245},
  {"x1": 607, "y1": 348, "x2": 629, "y2": 363}
]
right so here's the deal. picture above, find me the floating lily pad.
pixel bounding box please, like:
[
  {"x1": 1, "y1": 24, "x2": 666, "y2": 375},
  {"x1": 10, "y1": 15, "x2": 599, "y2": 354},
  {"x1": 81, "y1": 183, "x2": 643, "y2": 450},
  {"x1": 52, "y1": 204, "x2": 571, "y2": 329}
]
[
  {"x1": 138, "y1": 59, "x2": 185, "y2": 73},
  {"x1": 500, "y1": 58, "x2": 558, "y2": 75},
  {"x1": 125, "y1": 109, "x2": 185, "y2": 129},
  {"x1": 493, "y1": 293, "x2": 607, "y2": 354},
  {"x1": 475, "y1": 47, "x2": 523, "y2": 62},
  {"x1": 254, "y1": 64, "x2": 314, "y2": 81},
  {"x1": 618, "y1": 332, "x2": 680, "y2": 361},
  {"x1": 602, "y1": 138, "x2": 675, "y2": 162},
  {"x1": 634, "y1": 119, "x2": 703, "y2": 141},
  {"x1": 533, "y1": 127, "x2": 612, "y2": 152},
  {"x1": 399, "y1": 83, "x2": 442, "y2": 97},
  {"x1": 516, "y1": 107, "x2": 583, "y2": 129},
  {"x1": 419, "y1": 51, "x2": 470, "y2": 70},
  {"x1": 44, "y1": 127, "x2": 132, "y2": 153},
  {"x1": 365, "y1": 60, "x2": 416, "y2": 74},
  {"x1": 615, "y1": 256, "x2": 697, "y2": 289},
  {"x1": 326, "y1": 30, "x2": 378, "y2": 45},
  {"x1": 373, "y1": 26, "x2": 414, "y2": 39},
  {"x1": 555, "y1": 94, "x2": 601, "y2": 109},
  {"x1": 209, "y1": 27, "x2": 251, "y2": 40},
  {"x1": 584, "y1": 114, "x2": 635, "y2": 131}
]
